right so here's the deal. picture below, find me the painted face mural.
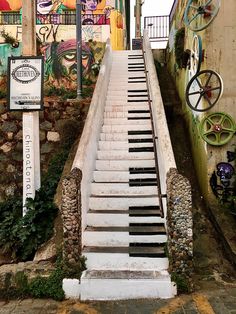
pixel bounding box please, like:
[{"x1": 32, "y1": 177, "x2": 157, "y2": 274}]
[{"x1": 44, "y1": 39, "x2": 94, "y2": 88}]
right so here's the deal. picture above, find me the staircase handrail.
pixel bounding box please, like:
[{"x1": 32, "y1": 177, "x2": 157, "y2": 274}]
[
  {"x1": 72, "y1": 39, "x2": 112, "y2": 230},
  {"x1": 142, "y1": 30, "x2": 176, "y2": 217}
]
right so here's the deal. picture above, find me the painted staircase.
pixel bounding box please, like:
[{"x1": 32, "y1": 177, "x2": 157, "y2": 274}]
[{"x1": 67, "y1": 50, "x2": 176, "y2": 300}]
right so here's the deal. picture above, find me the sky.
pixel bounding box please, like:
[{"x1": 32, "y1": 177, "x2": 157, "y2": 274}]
[{"x1": 130, "y1": 0, "x2": 175, "y2": 48}]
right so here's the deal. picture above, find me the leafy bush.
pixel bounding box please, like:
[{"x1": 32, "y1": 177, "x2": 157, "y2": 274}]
[{"x1": 0, "y1": 149, "x2": 69, "y2": 261}]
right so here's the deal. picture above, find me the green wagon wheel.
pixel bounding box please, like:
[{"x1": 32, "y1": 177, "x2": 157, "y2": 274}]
[
  {"x1": 199, "y1": 112, "x2": 236, "y2": 146},
  {"x1": 185, "y1": 69, "x2": 223, "y2": 112},
  {"x1": 190, "y1": 34, "x2": 203, "y2": 75},
  {"x1": 184, "y1": 0, "x2": 221, "y2": 32}
]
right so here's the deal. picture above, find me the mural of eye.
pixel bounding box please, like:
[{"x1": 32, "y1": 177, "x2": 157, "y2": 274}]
[
  {"x1": 39, "y1": 1, "x2": 53, "y2": 8},
  {"x1": 64, "y1": 53, "x2": 76, "y2": 62}
]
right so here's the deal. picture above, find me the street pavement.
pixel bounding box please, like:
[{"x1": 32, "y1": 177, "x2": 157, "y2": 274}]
[{"x1": 0, "y1": 285, "x2": 236, "y2": 314}]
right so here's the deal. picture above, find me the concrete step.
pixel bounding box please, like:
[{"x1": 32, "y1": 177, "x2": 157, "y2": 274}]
[
  {"x1": 83, "y1": 226, "x2": 167, "y2": 246},
  {"x1": 89, "y1": 195, "x2": 159, "y2": 210},
  {"x1": 100, "y1": 133, "x2": 152, "y2": 141},
  {"x1": 104, "y1": 104, "x2": 150, "y2": 112},
  {"x1": 65, "y1": 269, "x2": 176, "y2": 300},
  {"x1": 87, "y1": 211, "x2": 164, "y2": 226},
  {"x1": 91, "y1": 183, "x2": 157, "y2": 196},
  {"x1": 104, "y1": 111, "x2": 150, "y2": 118},
  {"x1": 102, "y1": 124, "x2": 151, "y2": 133},
  {"x1": 98, "y1": 141, "x2": 153, "y2": 151},
  {"x1": 97, "y1": 150, "x2": 154, "y2": 160},
  {"x1": 95, "y1": 159, "x2": 155, "y2": 170},
  {"x1": 105, "y1": 100, "x2": 149, "y2": 106},
  {"x1": 93, "y1": 170, "x2": 156, "y2": 182},
  {"x1": 83, "y1": 248, "x2": 168, "y2": 270},
  {"x1": 103, "y1": 118, "x2": 150, "y2": 125},
  {"x1": 108, "y1": 84, "x2": 147, "y2": 91}
]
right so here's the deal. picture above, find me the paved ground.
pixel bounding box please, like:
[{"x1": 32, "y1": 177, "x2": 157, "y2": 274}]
[{"x1": 0, "y1": 285, "x2": 236, "y2": 313}]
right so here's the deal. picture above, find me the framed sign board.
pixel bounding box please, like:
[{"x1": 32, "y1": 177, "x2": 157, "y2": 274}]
[
  {"x1": 132, "y1": 38, "x2": 143, "y2": 50},
  {"x1": 7, "y1": 56, "x2": 44, "y2": 111}
]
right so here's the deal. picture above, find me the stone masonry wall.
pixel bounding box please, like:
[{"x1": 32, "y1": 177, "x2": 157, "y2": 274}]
[
  {"x1": 0, "y1": 98, "x2": 89, "y2": 202},
  {"x1": 166, "y1": 168, "x2": 193, "y2": 279},
  {"x1": 61, "y1": 168, "x2": 82, "y2": 265}
]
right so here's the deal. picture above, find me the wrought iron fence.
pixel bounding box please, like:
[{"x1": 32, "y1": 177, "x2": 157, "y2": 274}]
[
  {"x1": 0, "y1": 12, "x2": 108, "y2": 25},
  {"x1": 144, "y1": 15, "x2": 169, "y2": 41}
]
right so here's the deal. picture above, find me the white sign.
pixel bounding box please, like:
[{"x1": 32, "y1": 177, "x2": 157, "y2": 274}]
[{"x1": 8, "y1": 56, "x2": 44, "y2": 111}]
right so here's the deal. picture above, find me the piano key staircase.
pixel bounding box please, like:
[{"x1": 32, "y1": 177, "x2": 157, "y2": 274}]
[{"x1": 65, "y1": 49, "x2": 176, "y2": 300}]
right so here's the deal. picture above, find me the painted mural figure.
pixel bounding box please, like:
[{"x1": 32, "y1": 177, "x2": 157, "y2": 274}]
[
  {"x1": 37, "y1": 0, "x2": 66, "y2": 24},
  {"x1": 82, "y1": 0, "x2": 112, "y2": 25}
]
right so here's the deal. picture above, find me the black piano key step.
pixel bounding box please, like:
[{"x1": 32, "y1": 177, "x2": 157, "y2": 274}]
[
  {"x1": 129, "y1": 178, "x2": 157, "y2": 187},
  {"x1": 128, "y1": 54, "x2": 143, "y2": 57},
  {"x1": 128, "y1": 110, "x2": 150, "y2": 113},
  {"x1": 128, "y1": 69, "x2": 145, "y2": 72},
  {"x1": 129, "y1": 243, "x2": 166, "y2": 258},
  {"x1": 128, "y1": 94, "x2": 148, "y2": 97},
  {"x1": 129, "y1": 205, "x2": 161, "y2": 217},
  {"x1": 128, "y1": 90, "x2": 147, "y2": 93},
  {"x1": 129, "y1": 147, "x2": 154, "y2": 152},
  {"x1": 128, "y1": 117, "x2": 150, "y2": 120},
  {"x1": 128, "y1": 81, "x2": 146, "y2": 83},
  {"x1": 128, "y1": 67, "x2": 145, "y2": 69},
  {"x1": 128, "y1": 77, "x2": 146, "y2": 80},
  {"x1": 129, "y1": 138, "x2": 152, "y2": 143},
  {"x1": 128, "y1": 62, "x2": 144, "y2": 65},
  {"x1": 128, "y1": 99, "x2": 148, "y2": 102},
  {"x1": 129, "y1": 167, "x2": 156, "y2": 174},
  {"x1": 129, "y1": 223, "x2": 166, "y2": 235},
  {"x1": 128, "y1": 130, "x2": 152, "y2": 135}
]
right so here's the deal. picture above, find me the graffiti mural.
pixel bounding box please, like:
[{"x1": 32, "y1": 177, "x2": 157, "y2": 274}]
[
  {"x1": 0, "y1": 0, "x2": 21, "y2": 11},
  {"x1": 42, "y1": 39, "x2": 105, "y2": 89},
  {"x1": 210, "y1": 154, "x2": 236, "y2": 207}
]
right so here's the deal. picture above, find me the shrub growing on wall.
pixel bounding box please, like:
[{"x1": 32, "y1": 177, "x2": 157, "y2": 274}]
[{"x1": 174, "y1": 27, "x2": 185, "y2": 69}]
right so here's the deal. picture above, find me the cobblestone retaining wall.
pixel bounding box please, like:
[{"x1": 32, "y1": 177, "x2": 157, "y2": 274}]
[
  {"x1": 0, "y1": 261, "x2": 54, "y2": 290},
  {"x1": 0, "y1": 99, "x2": 89, "y2": 201},
  {"x1": 166, "y1": 168, "x2": 193, "y2": 279},
  {"x1": 61, "y1": 168, "x2": 82, "y2": 265}
]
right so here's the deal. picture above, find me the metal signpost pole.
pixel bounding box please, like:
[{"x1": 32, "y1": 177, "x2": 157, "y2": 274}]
[
  {"x1": 76, "y1": 0, "x2": 82, "y2": 99},
  {"x1": 22, "y1": 0, "x2": 40, "y2": 215}
]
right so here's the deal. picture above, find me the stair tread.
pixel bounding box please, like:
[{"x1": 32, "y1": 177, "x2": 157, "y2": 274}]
[
  {"x1": 83, "y1": 270, "x2": 169, "y2": 279},
  {"x1": 86, "y1": 225, "x2": 166, "y2": 233},
  {"x1": 83, "y1": 246, "x2": 165, "y2": 254}
]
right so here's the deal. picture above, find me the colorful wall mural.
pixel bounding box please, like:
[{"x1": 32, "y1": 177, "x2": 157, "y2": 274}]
[{"x1": 0, "y1": 0, "x2": 126, "y2": 92}]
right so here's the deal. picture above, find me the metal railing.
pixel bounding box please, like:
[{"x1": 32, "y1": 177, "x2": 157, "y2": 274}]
[
  {"x1": 0, "y1": 12, "x2": 108, "y2": 25},
  {"x1": 144, "y1": 15, "x2": 169, "y2": 42}
]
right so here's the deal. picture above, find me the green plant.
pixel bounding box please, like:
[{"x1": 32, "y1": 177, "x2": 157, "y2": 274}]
[
  {"x1": 0, "y1": 29, "x2": 19, "y2": 47},
  {"x1": 0, "y1": 148, "x2": 69, "y2": 261},
  {"x1": 171, "y1": 272, "x2": 190, "y2": 294},
  {"x1": 174, "y1": 27, "x2": 185, "y2": 69}
]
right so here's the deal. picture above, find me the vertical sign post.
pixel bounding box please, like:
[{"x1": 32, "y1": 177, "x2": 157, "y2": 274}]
[
  {"x1": 22, "y1": 0, "x2": 41, "y2": 215},
  {"x1": 76, "y1": 0, "x2": 82, "y2": 99}
]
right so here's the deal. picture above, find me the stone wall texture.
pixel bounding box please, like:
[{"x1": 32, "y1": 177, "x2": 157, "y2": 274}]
[
  {"x1": 0, "y1": 98, "x2": 90, "y2": 201},
  {"x1": 166, "y1": 168, "x2": 193, "y2": 279},
  {"x1": 61, "y1": 168, "x2": 82, "y2": 265}
]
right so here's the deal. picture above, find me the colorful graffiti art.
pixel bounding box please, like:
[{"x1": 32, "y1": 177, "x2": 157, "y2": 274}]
[
  {"x1": 0, "y1": 0, "x2": 21, "y2": 11},
  {"x1": 210, "y1": 160, "x2": 235, "y2": 203}
]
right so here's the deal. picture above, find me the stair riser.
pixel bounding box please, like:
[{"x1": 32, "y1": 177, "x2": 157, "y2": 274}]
[
  {"x1": 104, "y1": 105, "x2": 150, "y2": 112},
  {"x1": 105, "y1": 101, "x2": 149, "y2": 106},
  {"x1": 84, "y1": 253, "x2": 168, "y2": 271},
  {"x1": 104, "y1": 112, "x2": 150, "y2": 118},
  {"x1": 83, "y1": 232, "x2": 167, "y2": 246},
  {"x1": 100, "y1": 133, "x2": 152, "y2": 141},
  {"x1": 87, "y1": 213, "x2": 164, "y2": 226},
  {"x1": 93, "y1": 171, "x2": 156, "y2": 182},
  {"x1": 89, "y1": 196, "x2": 159, "y2": 210},
  {"x1": 103, "y1": 119, "x2": 150, "y2": 125},
  {"x1": 102, "y1": 124, "x2": 151, "y2": 133},
  {"x1": 98, "y1": 141, "x2": 153, "y2": 151},
  {"x1": 91, "y1": 183, "x2": 157, "y2": 196}
]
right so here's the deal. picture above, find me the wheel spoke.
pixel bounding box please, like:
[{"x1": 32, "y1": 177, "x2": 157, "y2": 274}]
[
  {"x1": 196, "y1": 77, "x2": 202, "y2": 88},
  {"x1": 207, "y1": 86, "x2": 220, "y2": 92},
  {"x1": 188, "y1": 90, "x2": 201, "y2": 96},
  {"x1": 194, "y1": 94, "x2": 202, "y2": 108},
  {"x1": 188, "y1": 12, "x2": 200, "y2": 24},
  {"x1": 204, "y1": 72, "x2": 213, "y2": 87},
  {"x1": 205, "y1": 117, "x2": 215, "y2": 126},
  {"x1": 204, "y1": 93, "x2": 212, "y2": 106},
  {"x1": 215, "y1": 132, "x2": 221, "y2": 143},
  {"x1": 205, "y1": 0, "x2": 213, "y2": 6},
  {"x1": 189, "y1": 4, "x2": 199, "y2": 10},
  {"x1": 221, "y1": 127, "x2": 235, "y2": 133}
]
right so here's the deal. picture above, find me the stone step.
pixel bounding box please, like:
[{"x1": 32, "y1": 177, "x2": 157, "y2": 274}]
[
  {"x1": 95, "y1": 159, "x2": 155, "y2": 170},
  {"x1": 89, "y1": 195, "x2": 159, "y2": 210},
  {"x1": 98, "y1": 141, "x2": 153, "y2": 151},
  {"x1": 97, "y1": 150, "x2": 154, "y2": 160},
  {"x1": 64, "y1": 269, "x2": 176, "y2": 300},
  {"x1": 91, "y1": 182, "x2": 157, "y2": 196}
]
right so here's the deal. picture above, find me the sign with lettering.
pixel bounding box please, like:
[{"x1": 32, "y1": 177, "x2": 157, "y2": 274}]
[{"x1": 8, "y1": 56, "x2": 44, "y2": 111}]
